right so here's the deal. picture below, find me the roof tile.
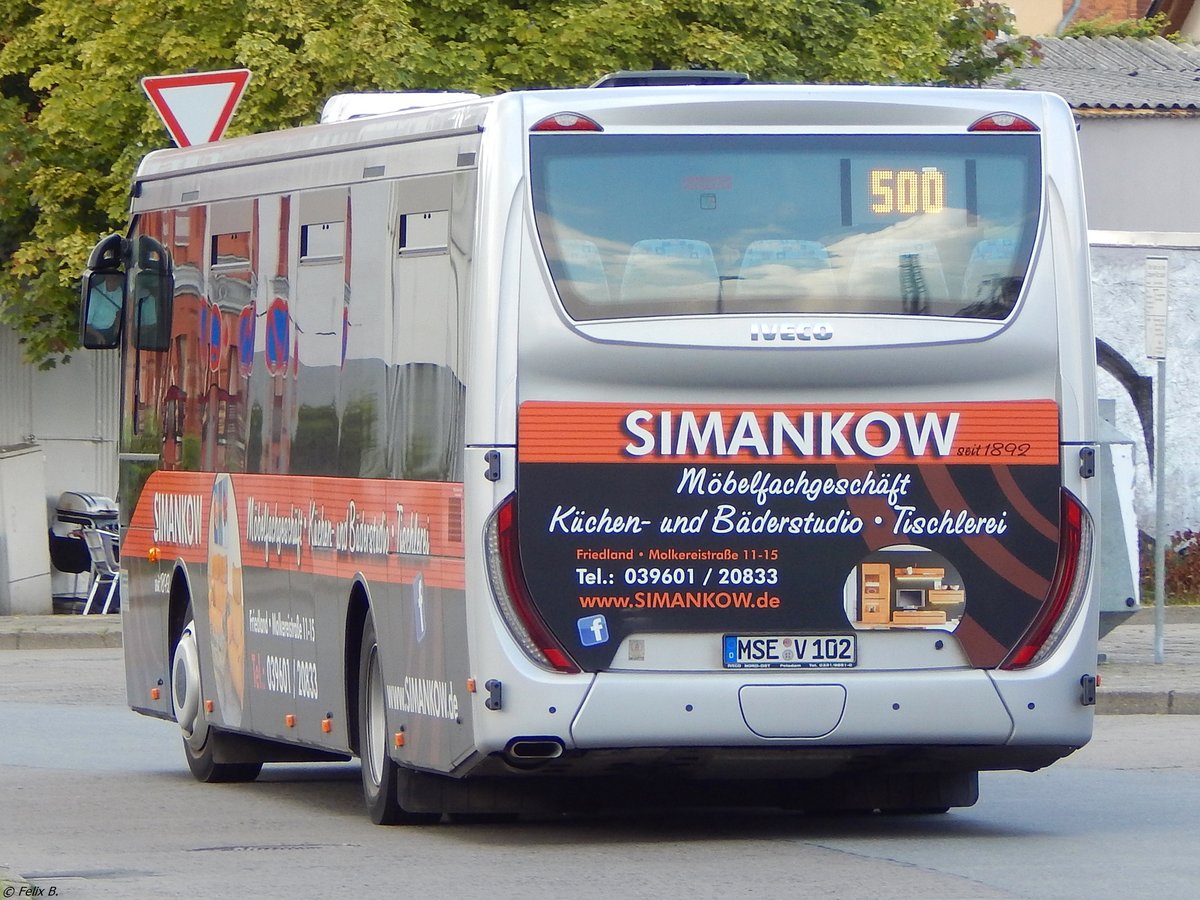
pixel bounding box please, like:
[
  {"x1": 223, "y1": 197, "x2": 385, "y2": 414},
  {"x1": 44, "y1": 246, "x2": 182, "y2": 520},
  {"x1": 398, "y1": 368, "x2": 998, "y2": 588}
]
[{"x1": 990, "y1": 36, "x2": 1200, "y2": 110}]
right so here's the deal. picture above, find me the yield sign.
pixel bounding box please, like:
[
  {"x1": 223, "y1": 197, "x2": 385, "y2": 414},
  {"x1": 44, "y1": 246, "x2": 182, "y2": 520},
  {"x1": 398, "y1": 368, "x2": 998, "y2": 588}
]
[{"x1": 142, "y1": 69, "x2": 252, "y2": 147}]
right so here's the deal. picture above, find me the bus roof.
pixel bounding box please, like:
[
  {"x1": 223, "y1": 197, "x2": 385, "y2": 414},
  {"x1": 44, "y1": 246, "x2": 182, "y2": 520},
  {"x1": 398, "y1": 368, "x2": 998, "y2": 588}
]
[{"x1": 132, "y1": 83, "x2": 1068, "y2": 193}]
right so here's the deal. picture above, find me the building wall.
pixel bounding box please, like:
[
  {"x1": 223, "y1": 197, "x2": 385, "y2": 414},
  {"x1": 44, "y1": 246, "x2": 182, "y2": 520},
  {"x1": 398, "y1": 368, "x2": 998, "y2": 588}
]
[
  {"x1": 0, "y1": 324, "x2": 119, "y2": 573},
  {"x1": 1071, "y1": 0, "x2": 1155, "y2": 26},
  {"x1": 1072, "y1": 110, "x2": 1200, "y2": 536},
  {"x1": 1008, "y1": 0, "x2": 1068, "y2": 34},
  {"x1": 1090, "y1": 240, "x2": 1200, "y2": 537},
  {"x1": 1186, "y1": 3, "x2": 1200, "y2": 38},
  {"x1": 1009, "y1": 0, "x2": 1156, "y2": 34},
  {"x1": 1077, "y1": 116, "x2": 1200, "y2": 233}
]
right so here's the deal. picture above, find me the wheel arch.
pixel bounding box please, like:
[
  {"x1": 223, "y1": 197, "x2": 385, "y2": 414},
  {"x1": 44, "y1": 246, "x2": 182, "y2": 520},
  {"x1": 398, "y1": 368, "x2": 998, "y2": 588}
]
[
  {"x1": 166, "y1": 560, "x2": 196, "y2": 719},
  {"x1": 345, "y1": 576, "x2": 372, "y2": 757}
]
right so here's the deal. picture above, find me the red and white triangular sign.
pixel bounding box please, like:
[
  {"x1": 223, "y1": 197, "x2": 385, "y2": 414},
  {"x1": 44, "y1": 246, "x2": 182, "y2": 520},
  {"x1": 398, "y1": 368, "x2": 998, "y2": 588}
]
[{"x1": 142, "y1": 69, "x2": 252, "y2": 147}]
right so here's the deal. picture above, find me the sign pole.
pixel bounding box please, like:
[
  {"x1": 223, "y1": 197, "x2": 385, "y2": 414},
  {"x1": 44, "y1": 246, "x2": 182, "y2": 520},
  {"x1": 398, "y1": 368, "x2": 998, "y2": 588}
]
[
  {"x1": 1144, "y1": 255, "x2": 1169, "y2": 665},
  {"x1": 1154, "y1": 355, "x2": 1166, "y2": 664}
]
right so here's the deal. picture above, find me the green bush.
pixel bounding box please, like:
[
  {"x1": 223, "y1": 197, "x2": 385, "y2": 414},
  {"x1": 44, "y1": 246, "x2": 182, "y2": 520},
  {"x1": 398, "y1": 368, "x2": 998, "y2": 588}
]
[
  {"x1": 1063, "y1": 12, "x2": 1180, "y2": 41},
  {"x1": 1141, "y1": 529, "x2": 1200, "y2": 604}
]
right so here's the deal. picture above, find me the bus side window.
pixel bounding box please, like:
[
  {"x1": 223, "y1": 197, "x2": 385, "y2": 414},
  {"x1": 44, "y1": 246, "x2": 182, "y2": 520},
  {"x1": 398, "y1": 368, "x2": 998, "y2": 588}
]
[{"x1": 133, "y1": 235, "x2": 175, "y2": 351}]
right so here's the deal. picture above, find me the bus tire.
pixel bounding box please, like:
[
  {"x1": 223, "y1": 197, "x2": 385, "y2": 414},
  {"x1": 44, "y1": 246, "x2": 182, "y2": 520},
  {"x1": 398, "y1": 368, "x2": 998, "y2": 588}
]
[
  {"x1": 173, "y1": 605, "x2": 262, "y2": 784},
  {"x1": 357, "y1": 612, "x2": 438, "y2": 825},
  {"x1": 182, "y1": 730, "x2": 264, "y2": 784}
]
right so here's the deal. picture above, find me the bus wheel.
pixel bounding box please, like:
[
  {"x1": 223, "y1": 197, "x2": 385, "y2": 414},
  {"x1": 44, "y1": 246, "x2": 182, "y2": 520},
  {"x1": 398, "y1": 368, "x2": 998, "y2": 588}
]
[
  {"x1": 172, "y1": 610, "x2": 262, "y2": 783},
  {"x1": 357, "y1": 612, "x2": 439, "y2": 825}
]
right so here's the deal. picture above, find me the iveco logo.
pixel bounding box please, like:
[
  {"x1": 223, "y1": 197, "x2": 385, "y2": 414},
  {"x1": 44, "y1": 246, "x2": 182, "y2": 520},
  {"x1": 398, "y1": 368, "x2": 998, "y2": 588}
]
[{"x1": 749, "y1": 322, "x2": 834, "y2": 343}]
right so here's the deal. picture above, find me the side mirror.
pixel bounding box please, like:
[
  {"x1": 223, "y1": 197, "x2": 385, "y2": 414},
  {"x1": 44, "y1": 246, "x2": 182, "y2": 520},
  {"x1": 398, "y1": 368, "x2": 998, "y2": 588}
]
[
  {"x1": 80, "y1": 268, "x2": 126, "y2": 350},
  {"x1": 133, "y1": 235, "x2": 174, "y2": 352},
  {"x1": 78, "y1": 231, "x2": 175, "y2": 352},
  {"x1": 80, "y1": 233, "x2": 128, "y2": 350}
]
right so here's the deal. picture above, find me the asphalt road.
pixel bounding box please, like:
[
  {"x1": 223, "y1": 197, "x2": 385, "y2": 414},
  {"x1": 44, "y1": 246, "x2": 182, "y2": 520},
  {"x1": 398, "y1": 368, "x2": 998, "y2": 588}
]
[{"x1": 2, "y1": 649, "x2": 1199, "y2": 899}]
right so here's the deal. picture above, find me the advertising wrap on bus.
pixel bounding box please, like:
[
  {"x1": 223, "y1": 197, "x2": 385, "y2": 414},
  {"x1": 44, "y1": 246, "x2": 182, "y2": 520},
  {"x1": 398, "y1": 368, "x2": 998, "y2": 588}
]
[
  {"x1": 124, "y1": 470, "x2": 470, "y2": 767},
  {"x1": 517, "y1": 400, "x2": 1061, "y2": 670}
]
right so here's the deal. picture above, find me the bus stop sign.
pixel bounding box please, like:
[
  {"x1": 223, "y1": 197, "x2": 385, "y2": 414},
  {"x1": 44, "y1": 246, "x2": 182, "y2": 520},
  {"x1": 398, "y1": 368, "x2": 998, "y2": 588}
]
[{"x1": 142, "y1": 69, "x2": 251, "y2": 147}]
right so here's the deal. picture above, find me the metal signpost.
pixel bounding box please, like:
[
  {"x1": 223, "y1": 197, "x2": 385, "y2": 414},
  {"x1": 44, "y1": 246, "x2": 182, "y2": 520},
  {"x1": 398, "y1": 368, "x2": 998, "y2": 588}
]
[{"x1": 1144, "y1": 255, "x2": 1169, "y2": 664}]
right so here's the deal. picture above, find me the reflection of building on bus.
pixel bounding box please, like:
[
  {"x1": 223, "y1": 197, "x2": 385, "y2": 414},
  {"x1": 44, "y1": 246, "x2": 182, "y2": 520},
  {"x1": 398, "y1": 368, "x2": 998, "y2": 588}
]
[
  {"x1": 135, "y1": 188, "x2": 461, "y2": 482},
  {"x1": 85, "y1": 77, "x2": 1099, "y2": 825}
]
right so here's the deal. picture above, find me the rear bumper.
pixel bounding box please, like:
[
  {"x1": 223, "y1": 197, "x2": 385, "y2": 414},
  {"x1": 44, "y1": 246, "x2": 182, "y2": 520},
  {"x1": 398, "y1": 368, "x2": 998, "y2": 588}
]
[
  {"x1": 562, "y1": 662, "x2": 1094, "y2": 759},
  {"x1": 571, "y1": 669, "x2": 1016, "y2": 747},
  {"x1": 453, "y1": 668, "x2": 1087, "y2": 783}
]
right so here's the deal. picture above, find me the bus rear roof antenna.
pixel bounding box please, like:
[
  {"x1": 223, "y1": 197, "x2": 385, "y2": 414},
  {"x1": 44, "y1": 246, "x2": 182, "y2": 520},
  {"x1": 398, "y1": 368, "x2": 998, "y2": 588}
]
[{"x1": 589, "y1": 70, "x2": 751, "y2": 88}]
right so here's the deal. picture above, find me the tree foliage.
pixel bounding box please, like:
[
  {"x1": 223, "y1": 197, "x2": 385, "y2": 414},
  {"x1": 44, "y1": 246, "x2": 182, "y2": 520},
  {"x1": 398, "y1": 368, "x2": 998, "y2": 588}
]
[
  {"x1": 1062, "y1": 12, "x2": 1179, "y2": 41},
  {"x1": 0, "y1": 0, "x2": 1032, "y2": 365},
  {"x1": 940, "y1": 1, "x2": 1039, "y2": 86}
]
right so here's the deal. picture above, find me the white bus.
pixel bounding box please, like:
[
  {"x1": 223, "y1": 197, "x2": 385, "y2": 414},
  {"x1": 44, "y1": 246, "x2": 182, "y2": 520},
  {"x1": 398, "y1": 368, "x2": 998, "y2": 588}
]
[{"x1": 82, "y1": 75, "x2": 1100, "y2": 823}]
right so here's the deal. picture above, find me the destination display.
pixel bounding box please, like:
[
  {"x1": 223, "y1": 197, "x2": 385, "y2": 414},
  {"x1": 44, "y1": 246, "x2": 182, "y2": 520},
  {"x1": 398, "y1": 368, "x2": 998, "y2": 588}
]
[{"x1": 516, "y1": 400, "x2": 1063, "y2": 670}]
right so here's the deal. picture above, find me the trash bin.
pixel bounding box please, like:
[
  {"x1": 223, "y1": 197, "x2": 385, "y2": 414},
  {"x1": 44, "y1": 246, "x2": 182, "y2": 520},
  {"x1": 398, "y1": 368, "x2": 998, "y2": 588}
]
[{"x1": 48, "y1": 491, "x2": 119, "y2": 584}]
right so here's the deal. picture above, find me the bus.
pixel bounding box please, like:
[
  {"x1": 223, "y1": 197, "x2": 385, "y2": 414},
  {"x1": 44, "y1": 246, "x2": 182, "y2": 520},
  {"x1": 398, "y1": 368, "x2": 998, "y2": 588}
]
[{"x1": 81, "y1": 75, "x2": 1100, "y2": 823}]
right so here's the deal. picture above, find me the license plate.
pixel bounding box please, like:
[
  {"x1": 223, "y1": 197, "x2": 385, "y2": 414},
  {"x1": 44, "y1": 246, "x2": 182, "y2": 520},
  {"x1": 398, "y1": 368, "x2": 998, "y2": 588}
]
[{"x1": 723, "y1": 634, "x2": 857, "y2": 669}]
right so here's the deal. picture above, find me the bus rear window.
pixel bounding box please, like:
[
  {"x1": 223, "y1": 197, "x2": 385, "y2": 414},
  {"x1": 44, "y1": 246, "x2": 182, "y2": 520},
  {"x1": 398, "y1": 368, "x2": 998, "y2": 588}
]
[{"x1": 530, "y1": 133, "x2": 1041, "y2": 321}]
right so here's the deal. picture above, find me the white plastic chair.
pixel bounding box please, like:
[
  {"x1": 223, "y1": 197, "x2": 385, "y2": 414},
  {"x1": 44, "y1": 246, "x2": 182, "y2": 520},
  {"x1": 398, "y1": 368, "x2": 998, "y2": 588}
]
[{"x1": 81, "y1": 528, "x2": 120, "y2": 614}]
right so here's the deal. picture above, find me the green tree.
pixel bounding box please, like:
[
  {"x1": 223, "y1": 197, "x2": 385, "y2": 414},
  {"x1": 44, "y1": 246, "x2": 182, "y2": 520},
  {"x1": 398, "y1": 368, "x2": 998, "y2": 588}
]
[
  {"x1": 940, "y1": 1, "x2": 1040, "y2": 86},
  {"x1": 0, "y1": 0, "x2": 1033, "y2": 365},
  {"x1": 1062, "y1": 12, "x2": 1178, "y2": 41}
]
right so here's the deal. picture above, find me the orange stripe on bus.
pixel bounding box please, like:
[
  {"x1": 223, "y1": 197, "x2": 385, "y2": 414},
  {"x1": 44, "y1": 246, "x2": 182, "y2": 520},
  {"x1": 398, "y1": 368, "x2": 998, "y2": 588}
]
[
  {"x1": 124, "y1": 471, "x2": 465, "y2": 590},
  {"x1": 518, "y1": 400, "x2": 1060, "y2": 465}
]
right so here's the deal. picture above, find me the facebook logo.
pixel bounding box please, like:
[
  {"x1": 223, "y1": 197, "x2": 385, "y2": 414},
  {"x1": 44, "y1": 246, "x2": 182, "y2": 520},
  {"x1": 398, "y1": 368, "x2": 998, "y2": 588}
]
[{"x1": 576, "y1": 615, "x2": 610, "y2": 647}]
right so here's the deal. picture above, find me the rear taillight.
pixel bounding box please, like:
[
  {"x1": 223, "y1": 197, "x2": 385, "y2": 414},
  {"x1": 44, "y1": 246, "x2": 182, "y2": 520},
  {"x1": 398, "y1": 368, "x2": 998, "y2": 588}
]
[
  {"x1": 485, "y1": 494, "x2": 580, "y2": 672},
  {"x1": 530, "y1": 112, "x2": 603, "y2": 132},
  {"x1": 1001, "y1": 489, "x2": 1092, "y2": 669},
  {"x1": 968, "y1": 112, "x2": 1039, "y2": 132}
]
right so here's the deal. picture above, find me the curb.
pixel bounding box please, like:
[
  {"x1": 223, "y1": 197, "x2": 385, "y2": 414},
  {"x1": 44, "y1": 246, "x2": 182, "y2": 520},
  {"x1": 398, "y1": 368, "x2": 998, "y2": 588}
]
[
  {"x1": 1125, "y1": 605, "x2": 1200, "y2": 625},
  {"x1": 0, "y1": 620, "x2": 122, "y2": 651},
  {"x1": 1098, "y1": 690, "x2": 1200, "y2": 716}
]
